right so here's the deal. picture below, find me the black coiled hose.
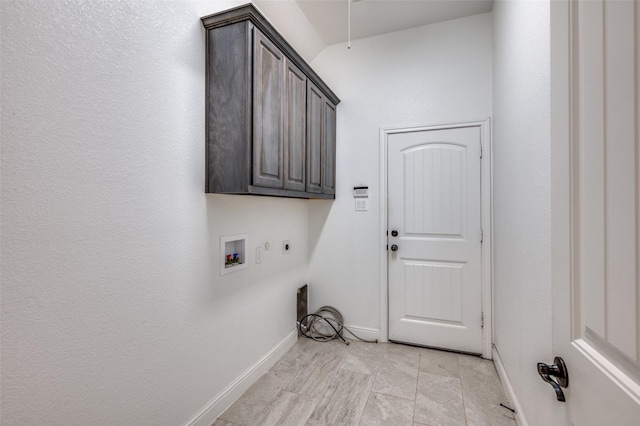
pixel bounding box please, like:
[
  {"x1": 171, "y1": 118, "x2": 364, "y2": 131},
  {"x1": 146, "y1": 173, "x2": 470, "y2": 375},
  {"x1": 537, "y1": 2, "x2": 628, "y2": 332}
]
[{"x1": 297, "y1": 306, "x2": 378, "y2": 345}]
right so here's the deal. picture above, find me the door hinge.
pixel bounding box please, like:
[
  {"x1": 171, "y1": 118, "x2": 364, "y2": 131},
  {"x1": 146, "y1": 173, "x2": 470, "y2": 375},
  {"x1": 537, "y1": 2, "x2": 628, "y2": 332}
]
[
  {"x1": 386, "y1": 244, "x2": 388, "y2": 251},
  {"x1": 480, "y1": 228, "x2": 484, "y2": 243},
  {"x1": 480, "y1": 144, "x2": 483, "y2": 158},
  {"x1": 481, "y1": 312, "x2": 484, "y2": 329}
]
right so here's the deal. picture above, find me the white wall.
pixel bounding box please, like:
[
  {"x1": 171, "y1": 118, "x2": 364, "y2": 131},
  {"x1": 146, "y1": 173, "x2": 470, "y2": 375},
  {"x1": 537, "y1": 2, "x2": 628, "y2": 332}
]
[
  {"x1": 308, "y1": 14, "x2": 493, "y2": 333},
  {"x1": 492, "y1": 0, "x2": 553, "y2": 424},
  {"x1": 1, "y1": 0, "x2": 556, "y2": 423},
  {"x1": 0, "y1": 1, "x2": 319, "y2": 424}
]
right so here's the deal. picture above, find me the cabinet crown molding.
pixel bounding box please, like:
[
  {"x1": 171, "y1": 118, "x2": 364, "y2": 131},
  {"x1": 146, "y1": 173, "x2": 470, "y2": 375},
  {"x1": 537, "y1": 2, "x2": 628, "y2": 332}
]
[{"x1": 201, "y1": 3, "x2": 339, "y2": 105}]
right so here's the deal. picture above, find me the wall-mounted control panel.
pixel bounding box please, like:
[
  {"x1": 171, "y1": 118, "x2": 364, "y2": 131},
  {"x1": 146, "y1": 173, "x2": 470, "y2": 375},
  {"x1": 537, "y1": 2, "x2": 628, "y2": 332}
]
[
  {"x1": 354, "y1": 186, "x2": 369, "y2": 211},
  {"x1": 353, "y1": 186, "x2": 369, "y2": 197}
]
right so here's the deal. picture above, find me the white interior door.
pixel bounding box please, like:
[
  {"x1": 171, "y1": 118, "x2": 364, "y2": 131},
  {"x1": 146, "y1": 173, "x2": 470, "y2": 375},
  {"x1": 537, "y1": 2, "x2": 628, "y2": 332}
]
[
  {"x1": 551, "y1": 0, "x2": 640, "y2": 423},
  {"x1": 387, "y1": 126, "x2": 482, "y2": 354}
]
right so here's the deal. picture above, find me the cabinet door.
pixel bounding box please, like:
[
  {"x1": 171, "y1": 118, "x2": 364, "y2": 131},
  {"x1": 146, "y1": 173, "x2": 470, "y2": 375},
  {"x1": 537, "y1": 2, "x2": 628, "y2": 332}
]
[
  {"x1": 253, "y1": 30, "x2": 284, "y2": 188},
  {"x1": 283, "y1": 59, "x2": 306, "y2": 191},
  {"x1": 306, "y1": 81, "x2": 324, "y2": 193},
  {"x1": 322, "y1": 99, "x2": 336, "y2": 195}
]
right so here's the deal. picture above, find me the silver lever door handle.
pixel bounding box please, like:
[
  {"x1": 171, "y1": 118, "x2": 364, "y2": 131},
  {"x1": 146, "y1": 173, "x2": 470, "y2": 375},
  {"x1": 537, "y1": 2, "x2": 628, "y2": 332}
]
[{"x1": 537, "y1": 356, "x2": 569, "y2": 402}]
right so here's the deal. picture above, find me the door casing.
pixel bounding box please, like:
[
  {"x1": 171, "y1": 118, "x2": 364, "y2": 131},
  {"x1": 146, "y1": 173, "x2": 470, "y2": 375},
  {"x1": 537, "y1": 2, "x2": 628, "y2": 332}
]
[{"x1": 379, "y1": 119, "x2": 493, "y2": 359}]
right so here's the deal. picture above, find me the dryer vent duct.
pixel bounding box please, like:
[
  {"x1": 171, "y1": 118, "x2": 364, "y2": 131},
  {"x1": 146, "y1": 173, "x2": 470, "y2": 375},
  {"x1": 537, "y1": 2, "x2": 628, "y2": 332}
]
[{"x1": 296, "y1": 284, "x2": 308, "y2": 337}]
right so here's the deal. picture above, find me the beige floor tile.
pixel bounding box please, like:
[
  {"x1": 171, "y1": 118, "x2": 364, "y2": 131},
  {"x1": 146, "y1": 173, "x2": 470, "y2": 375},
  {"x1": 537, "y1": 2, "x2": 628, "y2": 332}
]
[
  {"x1": 285, "y1": 350, "x2": 342, "y2": 397},
  {"x1": 214, "y1": 339, "x2": 514, "y2": 426},
  {"x1": 217, "y1": 368, "x2": 293, "y2": 425},
  {"x1": 255, "y1": 390, "x2": 318, "y2": 426},
  {"x1": 307, "y1": 369, "x2": 374, "y2": 425},
  {"x1": 359, "y1": 392, "x2": 414, "y2": 426},
  {"x1": 381, "y1": 342, "x2": 423, "y2": 361},
  {"x1": 210, "y1": 418, "x2": 240, "y2": 426},
  {"x1": 338, "y1": 341, "x2": 385, "y2": 376},
  {"x1": 372, "y1": 348, "x2": 420, "y2": 400},
  {"x1": 458, "y1": 354, "x2": 516, "y2": 426},
  {"x1": 272, "y1": 338, "x2": 323, "y2": 373},
  {"x1": 419, "y1": 348, "x2": 460, "y2": 378},
  {"x1": 414, "y1": 371, "x2": 466, "y2": 426}
]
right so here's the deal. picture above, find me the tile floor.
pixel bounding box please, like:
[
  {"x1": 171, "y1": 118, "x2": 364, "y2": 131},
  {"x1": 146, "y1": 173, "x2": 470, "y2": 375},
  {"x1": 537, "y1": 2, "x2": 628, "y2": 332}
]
[{"x1": 212, "y1": 338, "x2": 516, "y2": 426}]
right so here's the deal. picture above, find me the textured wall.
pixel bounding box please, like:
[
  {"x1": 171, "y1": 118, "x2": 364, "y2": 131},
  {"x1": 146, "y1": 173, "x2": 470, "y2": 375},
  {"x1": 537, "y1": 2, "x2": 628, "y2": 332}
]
[
  {"x1": 308, "y1": 13, "x2": 493, "y2": 333},
  {"x1": 492, "y1": 0, "x2": 553, "y2": 424},
  {"x1": 0, "y1": 1, "x2": 319, "y2": 424}
]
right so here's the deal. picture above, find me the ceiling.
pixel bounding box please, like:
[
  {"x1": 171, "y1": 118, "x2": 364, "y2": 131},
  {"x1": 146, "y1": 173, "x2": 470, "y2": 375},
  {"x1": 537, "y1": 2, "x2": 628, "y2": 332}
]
[{"x1": 294, "y1": 0, "x2": 494, "y2": 46}]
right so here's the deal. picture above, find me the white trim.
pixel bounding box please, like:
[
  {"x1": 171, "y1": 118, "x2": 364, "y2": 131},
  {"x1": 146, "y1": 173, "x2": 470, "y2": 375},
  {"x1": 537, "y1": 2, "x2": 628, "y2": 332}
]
[
  {"x1": 572, "y1": 339, "x2": 640, "y2": 405},
  {"x1": 183, "y1": 329, "x2": 298, "y2": 426},
  {"x1": 379, "y1": 119, "x2": 493, "y2": 358},
  {"x1": 379, "y1": 127, "x2": 389, "y2": 343},
  {"x1": 344, "y1": 324, "x2": 380, "y2": 343},
  {"x1": 480, "y1": 119, "x2": 493, "y2": 359},
  {"x1": 493, "y1": 346, "x2": 529, "y2": 426}
]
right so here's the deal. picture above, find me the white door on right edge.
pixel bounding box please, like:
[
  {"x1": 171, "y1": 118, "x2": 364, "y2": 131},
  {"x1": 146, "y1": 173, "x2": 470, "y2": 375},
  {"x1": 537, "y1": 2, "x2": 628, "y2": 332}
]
[
  {"x1": 551, "y1": 0, "x2": 640, "y2": 424},
  {"x1": 387, "y1": 126, "x2": 482, "y2": 354}
]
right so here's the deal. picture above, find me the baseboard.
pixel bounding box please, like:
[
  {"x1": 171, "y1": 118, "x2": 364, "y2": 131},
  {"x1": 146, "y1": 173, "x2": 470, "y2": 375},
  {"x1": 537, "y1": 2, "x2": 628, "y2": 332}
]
[
  {"x1": 492, "y1": 346, "x2": 529, "y2": 426},
  {"x1": 343, "y1": 324, "x2": 380, "y2": 343},
  {"x1": 183, "y1": 329, "x2": 298, "y2": 426}
]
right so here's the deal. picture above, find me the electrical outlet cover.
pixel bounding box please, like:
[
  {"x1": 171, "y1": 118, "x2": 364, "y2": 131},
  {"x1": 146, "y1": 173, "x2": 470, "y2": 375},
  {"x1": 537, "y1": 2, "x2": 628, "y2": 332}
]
[{"x1": 355, "y1": 199, "x2": 368, "y2": 211}]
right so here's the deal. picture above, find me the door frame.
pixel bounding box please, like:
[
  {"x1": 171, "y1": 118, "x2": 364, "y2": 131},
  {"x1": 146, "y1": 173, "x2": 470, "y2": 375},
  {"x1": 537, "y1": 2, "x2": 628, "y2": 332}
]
[{"x1": 379, "y1": 119, "x2": 493, "y2": 359}]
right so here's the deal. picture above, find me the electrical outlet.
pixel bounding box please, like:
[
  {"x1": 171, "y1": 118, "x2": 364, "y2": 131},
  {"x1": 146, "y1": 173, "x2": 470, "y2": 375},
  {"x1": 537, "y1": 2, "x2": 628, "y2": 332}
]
[{"x1": 282, "y1": 240, "x2": 291, "y2": 254}]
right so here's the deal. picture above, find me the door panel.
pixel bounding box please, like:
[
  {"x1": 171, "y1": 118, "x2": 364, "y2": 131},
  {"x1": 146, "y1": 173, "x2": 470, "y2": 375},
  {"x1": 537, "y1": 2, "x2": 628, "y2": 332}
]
[
  {"x1": 552, "y1": 0, "x2": 640, "y2": 423},
  {"x1": 322, "y1": 99, "x2": 336, "y2": 195},
  {"x1": 283, "y1": 59, "x2": 306, "y2": 191},
  {"x1": 403, "y1": 144, "x2": 464, "y2": 237},
  {"x1": 253, "y1": 30, "x2": 284, "y2": 188},
  {"x1": 306, "y1": 82, "x2": 323, "y2": 193},
  {"x1": 401, "y1": 260, "x2": 464, "y2": 324},
  {"x1": 388, "y1": 127, "x2": 482, "y2": 354}
]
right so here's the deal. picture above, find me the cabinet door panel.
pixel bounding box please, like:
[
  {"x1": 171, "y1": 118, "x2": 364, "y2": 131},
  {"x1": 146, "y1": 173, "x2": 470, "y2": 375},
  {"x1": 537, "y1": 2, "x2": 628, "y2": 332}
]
[
  {"x1": 322, "y1": 99, "x2": 336, "y2": 195},
  {"x1": 253, "y1": 30, "x2": 284, "y2": 188},
  {"x1": 306, "y1": 82, "x2": 323, "y2": 193},
  {"x1": 206, "y1": 21, "x2": 252, "y2": 193},
  {"x1": 284, "y1": 59, "x2": 306, "y2": 191}
]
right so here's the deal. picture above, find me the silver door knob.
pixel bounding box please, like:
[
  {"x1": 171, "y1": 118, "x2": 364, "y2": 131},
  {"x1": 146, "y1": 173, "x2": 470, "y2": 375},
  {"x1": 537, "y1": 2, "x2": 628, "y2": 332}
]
[{"x1": 537, "y1": 357, "x2": 568, "y2": 402}]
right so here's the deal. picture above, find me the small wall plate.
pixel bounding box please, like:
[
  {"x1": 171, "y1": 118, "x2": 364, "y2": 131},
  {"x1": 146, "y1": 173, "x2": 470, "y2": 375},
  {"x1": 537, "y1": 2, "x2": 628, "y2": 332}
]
[{"x1": 355, "y1": 199, "x2": 368, "y2": 211}]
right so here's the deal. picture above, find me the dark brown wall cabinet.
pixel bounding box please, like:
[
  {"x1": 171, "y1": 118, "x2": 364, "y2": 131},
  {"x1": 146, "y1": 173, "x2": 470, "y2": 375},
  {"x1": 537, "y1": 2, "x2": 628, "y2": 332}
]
[{"x1": 201, "y1": 4, "x2": 340, "y2": 199}]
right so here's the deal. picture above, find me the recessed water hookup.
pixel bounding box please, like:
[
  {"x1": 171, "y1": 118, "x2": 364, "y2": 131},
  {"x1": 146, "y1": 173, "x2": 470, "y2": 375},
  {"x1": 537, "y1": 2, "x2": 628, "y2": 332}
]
[{"x1": 220, "y1": 233, "x2": 248, "y2": 275}]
